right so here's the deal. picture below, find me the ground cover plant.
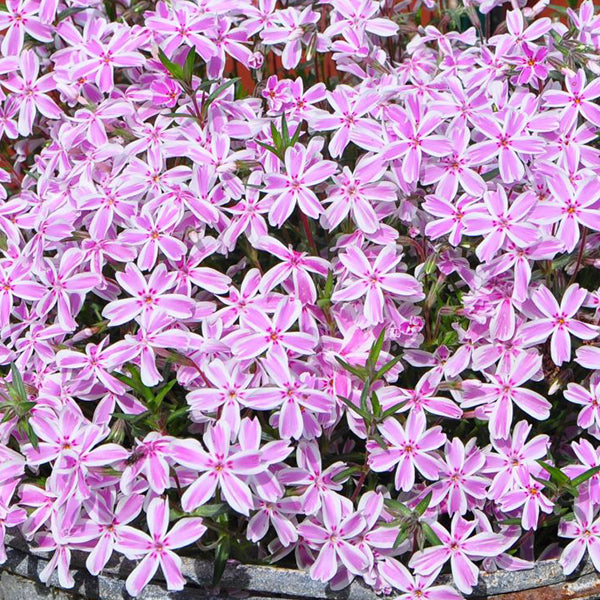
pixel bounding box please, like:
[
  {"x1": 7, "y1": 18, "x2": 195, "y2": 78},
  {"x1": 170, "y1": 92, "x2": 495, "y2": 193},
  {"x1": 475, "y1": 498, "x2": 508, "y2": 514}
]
[{"x1": 1, "y1": 0, "x2": 600, "y2": 597}]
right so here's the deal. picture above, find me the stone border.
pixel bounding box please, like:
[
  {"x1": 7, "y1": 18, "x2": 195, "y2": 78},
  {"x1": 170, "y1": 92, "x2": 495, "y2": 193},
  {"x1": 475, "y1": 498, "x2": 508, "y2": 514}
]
[{"x1": 2, "y1": 534, "x2": 600, "y2": 599}]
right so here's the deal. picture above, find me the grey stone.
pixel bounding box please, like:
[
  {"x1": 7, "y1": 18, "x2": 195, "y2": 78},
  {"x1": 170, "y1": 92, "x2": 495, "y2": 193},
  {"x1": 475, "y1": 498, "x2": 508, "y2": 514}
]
[
  {"x1": 0, "y1": 571, "x2": 81, "y2": 600},
  {"x1": 3, "y1": 534, "x2": 600, "y2": 599}
]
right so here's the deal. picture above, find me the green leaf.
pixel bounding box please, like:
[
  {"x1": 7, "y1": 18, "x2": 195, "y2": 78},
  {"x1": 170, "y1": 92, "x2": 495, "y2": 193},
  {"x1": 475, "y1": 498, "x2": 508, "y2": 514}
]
[
  {"x1": 280, "y1": 114, "x2": 289, "y2": 143},
  {"x1": 334, "y1": 356, "x2": 367, "y2": 380},
  {"x1": 157, "y1": 47, "x2": 184, "y2": 81},
  {"x1": 374, "y1": 355, "x2": 402, "y2": 381},
  {"x1": 168, "y1": 112, "x2": 201, "y2": 121},
  {"x1": 103, "y1": 0, "x2": 116, "y2": 21},
  {"x1": 371, "y1": 391, "x2": 381, "y2": 419},
  {"x1": 337, "y1": 395, "x2": 371, "y2": 421},
  {"x1": 270, "y1": 120, "x2": 283, "y2": 152},
  {"x1": 256, "y1": 140, "x2": 282, "y2": 160},
  {"x1": 332, "y1": 465, "x2": 360, "y2": 482},
  {"x1": 371, "y1": 431, "x2": 388, "y2": 450},
  {"x1": 380, "y1": 401, "x2": 407, "y2": 421},
  {"x1": 125, "y1": 365, "x2": 154, "y2": 403},
  {"x1": 532, "y1": 474, "x2": 557, "y2": 494},
  {"x1": 180, "y1": 503, "x2": 228, "y2": 518},
  {"x1": 203, "y1": 78, "x2": 239, "y2": 116},
  {"x1": 571, "y1": 466, "x2": 600, "y2": 488},
  {"x1": 499, "y1": 517, "x2": 523, "y2": 526},
  {"x1": 383, "y1": 498, "x2": 412, "y2": 518},
  {"x1": 481, "y1": 168, "x2": 500, "y2": 182},
  {"x1": 196, "y1": 79, "x2": 220, "y2": 92},
  {"x1": 1, "y1": 410, "x2": 15, "y2": 424},
  {"x1": 421, "y1": 522, "x2": 442, "y2": 546},
  {"x1": 183, "y1": 48, "x2": 196, "y2": 84},
  {"x1": 359, "y1": 380, "x2": 371, "y2": 416},
  {"x1": 415, "y1": 492, "x2": 432, "y2": 517},
  {"x1": 153, "y1": 379, "x2": 177, "y2": 408},
  {"x1": 56, "y1": 6, "x2": 91, "y2": 21},
  {"x1": 323, "y1": 270, "x2": 334, "y2": 298},
  {"x1": 166, "y1": 405, "x2": 189, "y2": 426},
  {"x1": 537, "y1": 460, "x2": 571, "y2": 487},
  {"x1": 19, "y1": 401, "x2": 36, "y2": 414},
  {"x1": 21, "y1": 420, "x2": 39, "y2": 451},
  {"x1": 290, "y1": 123, "x2": 302, "y2": 146},
  {"x1": 213, "y1": 535, "x2": 231, "y2": 586},
  {"x1": 10, "y1": 364, "x2": 27, "y2": 402},
  {"x1": 393, "y1": 525, "x2": 409, "y2": 548},
  {"x1": 114, "y1": 410, "x2": 151, "y2": 423},
  {"x1": 367, "y1": 329, "x2": 386, "y2": 373}
]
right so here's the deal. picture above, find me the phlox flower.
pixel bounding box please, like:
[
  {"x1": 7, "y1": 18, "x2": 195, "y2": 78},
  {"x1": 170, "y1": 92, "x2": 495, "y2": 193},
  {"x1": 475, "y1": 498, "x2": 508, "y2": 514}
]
[
  {"x1": 279, "y1": 441, "x2": 348, "y2": 514},
  {"x1": 423, "y1": 194, "x2": 481, "y2": 247},
  {"x1": 102, "y1": 263, "x2": 196, "y2": 327},
  {"x1": 421, "y1": 124, "x2": 487, "y2": 199},
  {"x1": 0, "y1": 261, "x2": 45, "y2": 330},
  {"x1": 379, "y1": 370, "x2": 462, "y2": 419},
  {"x1": 247, "y1": 496, "x2": 302, "y2": 547},
  {"x1": 463, "y1": 186, "x2": 538, "y2": 262},
  {"x1": 2, "y1": 49, "x2": 61, "y2": 136},
  {"x1": 120, "y1": 203, "x2": 187, "y2": 271},
  {"x1": 383, "y1": 98, "x2": 453, "y2": 183},
  {"x1": 186, "y1": 358, "x2": 260, "y2": 434},
  {"x1": 483, "y1": 420, "x2": 549, "y2": 500},
  {"x1": 564, "y1": 378, "x2": 600, "y2": 430},
  {"x1": 532, "y1": 170, "x2": 600, "y2": 252},
  {"x1": 257, "y1": 236, "x2": 329, "y2": 304},
  {"x1": 461, "y1": 352, "x2": 551, "y2": 439},
  {"x1": 544, "y1": 68, "x2": 600, "y2": 127},
  {"x1": 368, "y1": 409, "x2": 446, "y2": 492},
  {"x1": 381, "y1": 559, "x2": 463, "y2": 600},
  {"x1": 520, "y1": 284, "x2": 598, "y2": 366},
  {"x1": 559, "y1": 498, "x2": 600, "y2": 574},
  {"x1": 409, "y1": 514, "x2": 506, "y2": 594},
  {"x1": 262, "y1": 143, "x2": 337, "y2": 226},
  {"x1": 310, "y1": 87, "x2": 382, "y2": 158},
  {"x1": 120, "y1": 432, "x2": 175, "y2": 495},
  {"x1": 230, "y1": 299, "x2": 317, "y2": 359},
  {"x1": 0, "y1": 0, "x2": 52, "y2": 56},
  {"x1": 171, "y1": 421, "x2": 264, "y2": 515},
  {"x1": 118, "y1": 498, "x2": 207, "y2": 596},
  {"x1": 298, "y1": 495, "x2": 369, "y2": 583},
  {"x1": 102, "y1": 310, "x2": 190, "y2": 387},
  {"x1": 249, "y1": 352, "x2": 333, "y2": 439},
  {"x1": 77, "y1": 491, "x2": 144, "y2": 576},
  {"x1": 493, "y1": 9, "x2": 551, "y2": 47},
  {"x1": 322, "y1": 155, "x2": 397, "y2": 234},
  {"x1": 145, "y1": 6, "x2": 216, "y2": 59},
  {"x1": 468, "y1": 111, "x2": 544, "y2": 183},
  {"x1": 325, "y1": 0, "x2": 398, "y2": 42},
  {"x1": 36, "y1": 497, "x2": 90, "y2": 589},
  {"x1": 212, "y1": 268, "x2": 278, "y2": 328},
  {"x1": 36, "y1": 248, "x2": 102, "y2": 331},
  {"x1": 331, "y1": 246, "x2": 423, "y2": 325},
  {"x1": 206, "y1": 17, "x2": 253, "y2": 78},
  {"x1": 0, "y1": 478, "x2": 26, "y2": 564},
  {"x1": 70, "y1": 28, "x2": 146, "y2": 94},
  {"x1": 513, "y1": 44, "x2": 549, "y2": 86},
  {"x1": 565, "y1": 439, "x2": 600, "y2": 505},
  {"x1": 500, "y1": 470, "x2": 554, "y2": 530},
  {"x1": 56, "y1": 338, "x2": 127, "y2": 395},
  {"x1": 428, "y1": 437, "x2": 488, "y2": 515},
  {"x1": 261, "y1": 6, "x2": 319, "y2": 69}
]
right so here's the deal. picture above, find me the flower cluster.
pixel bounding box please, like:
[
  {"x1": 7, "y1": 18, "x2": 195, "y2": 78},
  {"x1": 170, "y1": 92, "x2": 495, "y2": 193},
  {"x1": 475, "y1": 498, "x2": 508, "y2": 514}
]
[{"x1": 1, "y1": 0, "x2": 600, "y2": 597}]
